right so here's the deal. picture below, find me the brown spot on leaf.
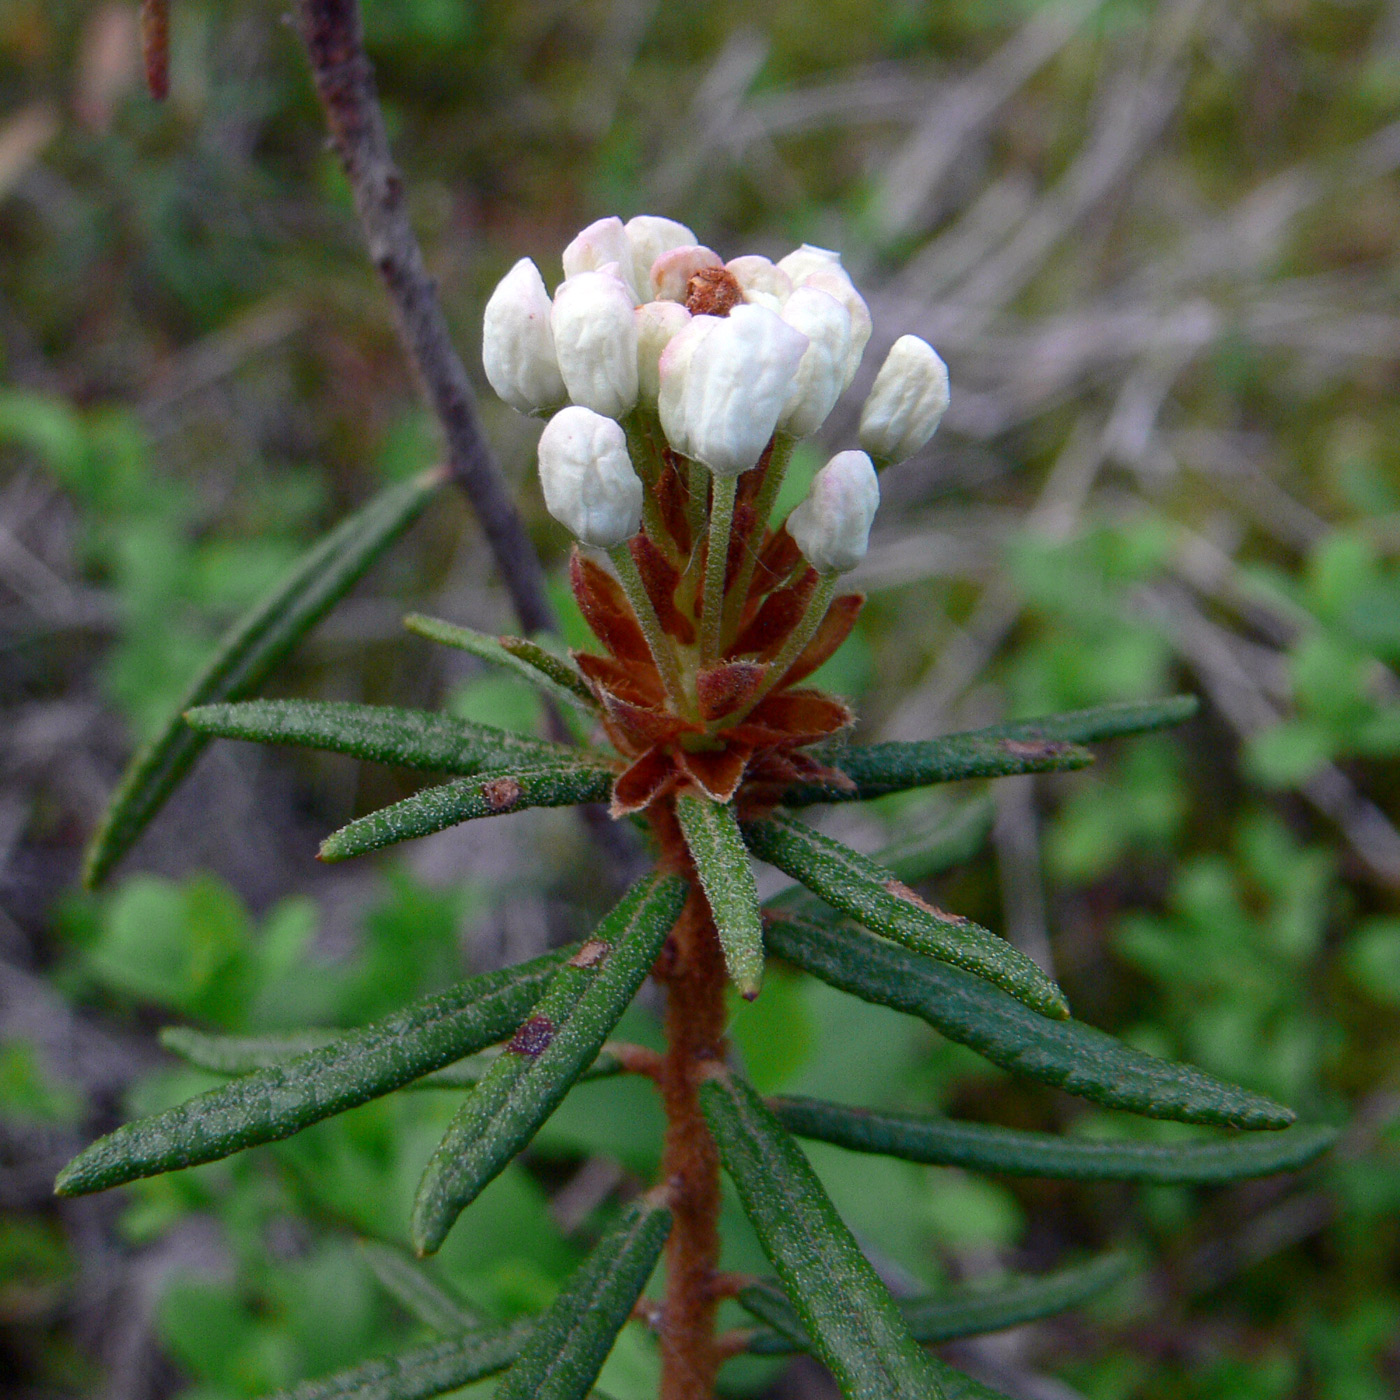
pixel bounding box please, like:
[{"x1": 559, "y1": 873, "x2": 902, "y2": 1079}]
[
  {"x1": 1000, "y1": 739, "x2": 1071, "y2": 760},
  {"x1": 508, "y1": 1015, "x2": 554, "y2": 1057},
  {"x1": 568, "y1": 939, "x2": 611, "y2": 969},
  {"x1": 884, "y1": 879, "x2": 972, "y2": 925},
  {"x1": 480, "y1": 776, "x2": 522, "y2": 811}
]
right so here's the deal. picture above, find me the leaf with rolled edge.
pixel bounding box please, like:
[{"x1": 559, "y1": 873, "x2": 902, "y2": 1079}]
[
  {"x1": 494, "y1": 1192, "x2": 672, "y2": 1400},
  {"x1": 264, "y1": 1321, "x2": 530, "y2": 1400},
  {"x1": 781, "y1": 695, "x2": 1199, "y2": 805},
  {"x1": 158, "y1": 1026, "x2": 625, "y2": 1091},
  {"x1": 739, "y1": 1250, "x2": 1131, "y2": 1355},
  {"x1": 82, "y1": 469, "x2": 445, "y2": 888},
  {"x1": 358, "y1": 1241, "x2": 480, "y2": 1334},
  {"x1": 769, "y1": 1096, "x2": 1337, "y2": 1182},
  {"x1": 185, "y1": 700, "x2": 568, "y2": 775},
  {"x1": 319, "y1": 762, "x2": 616, "y2": 863},
  {"x1": 744, "y1": 815, "x2": 1068, "y2": 1021},
  {"x1": 675, "y1": 794, "x2": 765, "y2": 998},
  {"x1": 411, "y1": 873, "x2": 687, "y2": 1255},
  {"x1": 55, "y1": 945, "x2": 571, "y2": 1196},
  {"x1": 700, "y1": 1070, "x2": 945, "y2": 1400},
  {"x1": 765, "y1": 914, "x2": 1294, "y2": 1130},
  {"x1": 404, "y1": 613, "x2": 598, "y2": 715}
]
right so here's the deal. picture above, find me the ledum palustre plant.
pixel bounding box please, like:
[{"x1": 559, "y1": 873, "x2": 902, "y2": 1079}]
[{"x1": 60, "y1": 212, "x2": 1340, "y2": 1400}]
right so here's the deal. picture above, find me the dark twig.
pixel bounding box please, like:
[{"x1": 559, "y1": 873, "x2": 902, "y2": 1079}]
[{"x1": 293, "y1": 0, "x2": 556, "y2": 636}]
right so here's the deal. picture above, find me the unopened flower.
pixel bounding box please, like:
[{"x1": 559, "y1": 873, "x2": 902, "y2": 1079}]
[
  {"x1": 481, "y1": 258, "x2": 567, "y2": 416},
  {"x1": 563, "y1": 217, "x2": 639, "y2": 300},
  {"x1": 636, "y1": 301, "x2": 692, "y2": 406},
  {"x1": 651, "y1": 245, "x2": 724, "y2": 302},
  {"x1": 858, "y1": 334, "x2": 949, "y2": 465},
  {"x1": 785, "y1": 449, "x2": 879, "y2": 574},
  {"x1": 727, "y1": 256, "x2": 793, "y2": 306},
  {"x1": 551, "y1": 270, "x2": 640, "y2": 420},
  {"x1": 778, "y1": 286, "x2": 852, "y2": 438},
  {"x1": 672, "y1": 304, "x2": 809, "y2": 477},
  {"x1": 657, "y1": 314, "x2": 719, "y2": 459},
  {"x1": 625, "y1": 216, "x2": 697, "y2": 301},
  {"x1": 776, "y1": 244, "x2": 871, "y2": 386},
  {"x1": 537, "y1": 406, "x2": 643, "y2": 548}
]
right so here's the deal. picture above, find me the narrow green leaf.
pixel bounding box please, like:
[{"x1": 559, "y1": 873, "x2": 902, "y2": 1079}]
[
  {"x1": 740, "y1": 1251, "x2": 1130, "y2": 1354},
  {"x1": 412, "y1": 873, "x2": 687, "y2": 1255},
  {"x1": 319, "y1": 762, "x2": 616, "y2": 863},
  {"x1": 770, "y1": 1096, "x2": 1337, "y2": 1182},
  {"x1": 82, "y1": 470, "x2": 444, "y2": 888},
  {"x1": 494, "y1": 1193, "x2": 672, "y2": 1400},
  {"x1": 186, "y1": 700, "x2": 567, "y2": 774},
  {"x1": 265, "y1": 1321, "x2": 530, "y2": 1400},
  {"x1": 405, "y1": 613, "x2": 598, "y2": 715},
  {"x1": 783, "y1": 697, "x2": 1198, "y2": 805},
  {"x1": 745, "y1": 815, "x2": 1068, "y2": 1021},
  {"x1": 675, "y1": 794, "x2": 765, "y2": 998},
  {"x1": 765, "y1": 915, "x2": 1294, "y2": 1130},
  {"x1": 55, "y1": 946, "x2": 570, "y2": 1196},
  {"x1": 701, "y1": 1071, "x2": 945, "y2": 1400},
  {"x1": 159, "y1": 1025, "x2": 626, "y2": 1091},
  {"x1": 358, "y1": 1241, "x2": 480, "y2": 1334}
]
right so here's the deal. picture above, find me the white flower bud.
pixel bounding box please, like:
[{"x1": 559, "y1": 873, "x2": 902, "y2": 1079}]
[
  {"x1": 799, "y1": 267, "x2": 872, "y2": 387},
  {"x1": 776, "y1": 242, "x2": 844, "y2": 285},
  {"x1": 481, "y1": 258, "x2": 567, "y2": 416},
  {"x1": 682, "y1": 303, "x2": 809, "y2": 477},
  {"x1": 785, "y1": 449, "x2": 880, "y2": 574},
  {"x1": 858, "y1": 335, "x2": 950, "y2": 465},
  {"x1": 537, "y1": 406, "x2": 643, "y2": 548},
  {"x1": 657, "y1": 314, "x2": 719, "y2": 458},
  {"x1": 635, "y1": 300, "x2": 691, "y2": 406},
  {"x1": 625, "y1": 215, "x2": 697, "y2": 302},
  {"x1": 562, "y1": 217, "x2": 638, "y2": 300},
  {"x1": 650, "y1": 245, "x2": 723, "y2": 302},
  {"x1": 551, "y1": 270, "x2": 640, "y2": 419},
  {"x1": 777, "y1": 286, "x2": 852, "y2": 437},
  {"x1": 726, "y1": 255, "x2": 793, "y2": 305}
]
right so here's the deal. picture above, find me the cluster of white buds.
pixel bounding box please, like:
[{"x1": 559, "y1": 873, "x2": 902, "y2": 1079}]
[{"x1": 481, "y1": 215, "x2": 952, "y2": 698}]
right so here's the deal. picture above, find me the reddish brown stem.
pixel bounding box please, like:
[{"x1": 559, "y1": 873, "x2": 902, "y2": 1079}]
[{"x1": 654, "y1": 885, "x2": 729, "y2": 1400}]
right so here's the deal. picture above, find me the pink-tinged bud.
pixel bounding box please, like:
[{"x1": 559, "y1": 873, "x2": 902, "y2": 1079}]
[
  {"x1": 778, "y1": 286, "x2": 852, "y2": 437},
  {"x1": 635, "y1": 300, "x2": 692, "y2": 406},
  {"x1": 625, "y1": 216, "x2": 697, "y2": 302},
  {"x1": 776, "y1": 242, "x2": 843, "y2": 286},
  {"x1": 657, "y1": 314, "x2": 720, "y2": 458},
  {"x1": 562, "y1": 217, "x2": 638, "y2": 300},
  {"x1": 537, "y1": 406, "x2": 643, "y2": 548},
  {"x1": 481, "y1": 258, "x2": 567, "y2": 416},
  {"x1": 858, "y1": 335, "x2": 950, "y2": 465},
  {"x1": 785, "y1": 449, "x2": 880, "y2": 574},
  {"x1": 650, "y1": 245, "x2": 724, "y2": 302},
  {"x1": 726, "y1": 255, "x2": 793, "y2": 305},
  {"x1": 551, "y1": 270, "x2": 640, "y2": 420},
  {"x1": 799, "y1": 268, "x2": 872, "y2": 387},
  {"x1": 682, "y1": 303, "x2": 809, "y2": 478}
]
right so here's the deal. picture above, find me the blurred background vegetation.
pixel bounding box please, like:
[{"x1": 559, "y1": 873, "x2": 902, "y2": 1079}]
[{"x1": 3, "y1": 0, "x2": 1400, "y2": 1396}]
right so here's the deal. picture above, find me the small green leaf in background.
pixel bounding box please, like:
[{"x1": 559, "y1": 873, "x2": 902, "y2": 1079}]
[{"x1": 676, "y1": 795, "x2": 765, "y2": 997}]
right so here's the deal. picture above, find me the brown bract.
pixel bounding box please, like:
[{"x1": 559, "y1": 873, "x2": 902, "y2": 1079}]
[{"x1": 566, "y1": 442, "x2": 862, "y2": 818}]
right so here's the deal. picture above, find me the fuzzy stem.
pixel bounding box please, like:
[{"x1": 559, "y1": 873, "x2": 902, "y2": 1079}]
[
  {"x1": 655, "y1": 886, "x2": 728, "y2": 1400},
  {"x1": 624, "y1": 412, "x2": 680, "y2": 564},
  {"x1": 607, "y1": 544, "x2": 692, "y2": 716},
  {"x1": 700, "y1": 473, "x2": 737, "y2": 663},
  {"x1": 728, "y1": 572, "x2": 838, "y2": 724},
  {"x1": 720, "y1": 433, "x2": 795, "y2": 649}
]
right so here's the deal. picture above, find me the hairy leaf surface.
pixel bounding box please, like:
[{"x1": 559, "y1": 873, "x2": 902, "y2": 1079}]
[
  {"x1": 494, "y1": 1194, "x2": 672, "y2": 1400},
  {"x1": 676, "y1": 794, "x2": 765, "y2": 997},
  {"x1": 319, "y1": 762, "x2": 616, "y2": 861},
  {"x1": 765, "y1": 915, "x2": 1293, "y2": 1129},
  {"x1": 701, "y1": 1071, "x2": 945, "y2": 1400},
  {"x1": 745, "y1": 815, "x2": 1068, "y2": 1020},
  {"x1": 771, "y1": 1097, "x2": 1335, "y2": 1180},
  {"x1": 412, "y1": 873, "x2": 686, "y2": 1254},
  {"x1": 83, "y1": 470, "x2": 444, "y2": 887},
  {"x1": 186, "y1": 699, "x2": 566, "y2": 773},
  {"x1": 56, "y1": 947, "x2": 570, "y2": 1195}
]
